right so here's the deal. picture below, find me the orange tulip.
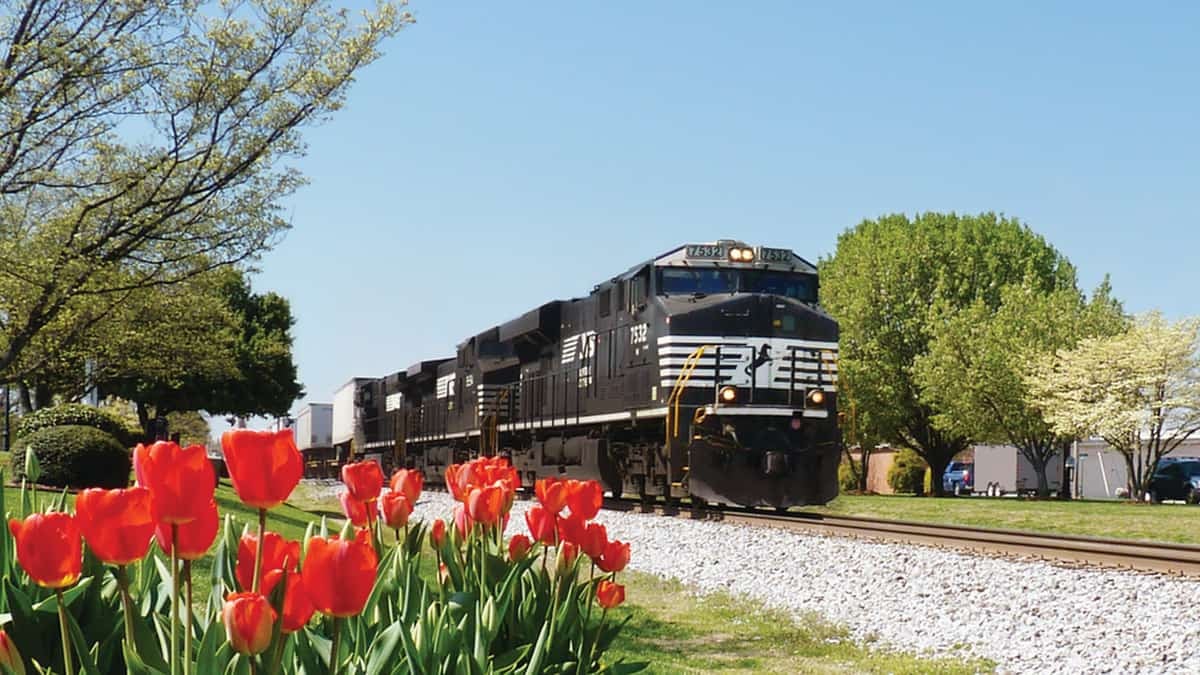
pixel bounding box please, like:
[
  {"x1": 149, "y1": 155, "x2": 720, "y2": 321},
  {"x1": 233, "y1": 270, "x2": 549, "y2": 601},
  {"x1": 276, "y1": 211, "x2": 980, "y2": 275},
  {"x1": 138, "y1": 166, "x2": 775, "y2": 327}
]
[
  {"x1": 236, "y1": 531, "x2": 300, "y2": 592},
  {"x1": 597, "y1": 539, "x2": 630, "y2": 573},
  {"x1": 444, "y1": 463, "x2": 473, "y2": 501},
  {"x1": 390, "y1": 469, "x2": 424, "y2": 503},
  {"x1": 339, "y1": 491, "x2": 376, "y2": 527},
  {"x1": 595, "y1": 580, "x2": 625, "y2": 609},
  {"x1": 566, "y1": 480, "x2": 603, "y2": 521},
  {"x1": 342, "y1": 460, "x2": 384, "y2": 502},
  {"x1": 155, "y1": 500, "x2": 219, "y2": 561},
  {"x1": 557, "y1": 513, "x2": 586, "y2": 547},
  {"x1": 0, "y1": 629, "x2": 24, "y2": 675},
  {"x1": 220, "y1": 429, "x2": 302, "y2": 510},
  {"x1": 380, "y1": 492, "x2": 412, "y2": 529},
  {"x1": 302, "y1": 529, "x2": 378, "y2": 617},
  {"x1": 75, "y1": 487, "x2": 154, "y2": 565},
  {"x1": 222, "y1": 592, "x2": 276, "y2": 655},
  {"x1": 262, "y1": 570, "x2": 315, "y2": 634},
  {"x1": 9, "y1": 513, "x2": 81, "y2": 589},
  {"x1": 467, "y1": 485, "x2": 505, "y2": 525},
  {"x1": 508, "y1": 534, "x2": 532, "y2": 562},
  {"x1": 525, "y1": 505, "x2": 556, "y2": 545},
  {"x1": 535, "y1": 477, "x2": 569, "y2": 516},
  {"x1": 430, "y1": 518, "x2": 447, "y2": 548},
  {"x1": 133, "y1": 441, "x2": 215, "y2": 524}
]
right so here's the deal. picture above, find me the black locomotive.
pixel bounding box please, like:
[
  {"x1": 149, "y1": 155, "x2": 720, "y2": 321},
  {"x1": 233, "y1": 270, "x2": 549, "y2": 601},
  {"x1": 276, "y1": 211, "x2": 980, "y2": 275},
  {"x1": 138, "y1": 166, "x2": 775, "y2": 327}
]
[{"x1": 352, "y1": 240, "x2": 840, "y2": 508}]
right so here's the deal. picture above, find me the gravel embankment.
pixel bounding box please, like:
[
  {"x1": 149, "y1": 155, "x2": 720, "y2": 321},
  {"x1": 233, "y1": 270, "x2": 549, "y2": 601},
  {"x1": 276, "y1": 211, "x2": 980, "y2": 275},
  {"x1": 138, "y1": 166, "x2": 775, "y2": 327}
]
[{"x1": 305, "y1": 481, "x2": 1199, "y2": 674}]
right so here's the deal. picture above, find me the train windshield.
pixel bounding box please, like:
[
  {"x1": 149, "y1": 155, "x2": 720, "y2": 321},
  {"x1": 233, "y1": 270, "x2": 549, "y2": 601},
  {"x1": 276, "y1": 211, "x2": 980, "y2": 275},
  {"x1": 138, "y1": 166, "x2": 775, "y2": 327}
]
[
  {"x1": 656, "y1": 267, "x2": 817, "y2": 301},
  {"x1": 658, "y1": 268, "x2": 738, "y2": 295}
]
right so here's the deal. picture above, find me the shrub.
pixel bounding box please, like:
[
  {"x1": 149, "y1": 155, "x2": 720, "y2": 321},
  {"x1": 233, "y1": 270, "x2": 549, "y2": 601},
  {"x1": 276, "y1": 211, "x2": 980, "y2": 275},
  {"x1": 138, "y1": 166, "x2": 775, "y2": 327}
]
[
  {"x1": 12, "y1": 425, "x2": 132, "y2": 488},
  {"x1": 839, "y1": 458, "x2": 863, "y2": 493},
  {"x1": 14, "y1": 403, "x2": 143, "y2": 448},
  {"x1": 887, "y1": 448, "x2": 927, "y2": 495}
]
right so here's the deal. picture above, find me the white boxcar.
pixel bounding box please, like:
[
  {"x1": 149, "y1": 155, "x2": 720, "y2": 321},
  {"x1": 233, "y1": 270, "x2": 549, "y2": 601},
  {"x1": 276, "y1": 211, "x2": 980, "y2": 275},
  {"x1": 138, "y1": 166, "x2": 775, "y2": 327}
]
[
  {"x1": 294, "y1": 403, "x2": 333, "y2": 451},
  {"x1": 974, "y1": 444, "x2": 1064, "y2": 495}
]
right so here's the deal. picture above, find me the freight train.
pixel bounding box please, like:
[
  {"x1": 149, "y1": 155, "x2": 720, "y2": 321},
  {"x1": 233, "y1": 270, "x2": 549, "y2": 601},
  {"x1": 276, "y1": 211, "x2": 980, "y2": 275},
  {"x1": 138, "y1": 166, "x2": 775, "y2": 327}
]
[{"x1": 340, "y1": 240, "x2": 841, "y2": 508}]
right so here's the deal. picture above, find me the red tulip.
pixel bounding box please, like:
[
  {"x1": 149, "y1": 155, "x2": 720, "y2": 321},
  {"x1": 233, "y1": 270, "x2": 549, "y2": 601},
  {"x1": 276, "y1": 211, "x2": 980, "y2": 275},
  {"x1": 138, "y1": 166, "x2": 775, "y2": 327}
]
[
  {"x1": 437, "y1": 562, "x2": 449, "y2": 584},
  {"x1": 75, "y1": 487, "x2": 154, "y2": 565},
  {"x1": 579, "y1": 522, "x2": 608, "y2": 561},
  {"x1": 339, "y1": 491, "x2": 376, "y2": 527},
  {"x1": 557, "y1": 513, "x2": 586, "y2": 547},
  {"x1": 444, "y1": 463, "x2": 473, "y2": 501},
  {"x1": 467, "y1": 485, "x2": 505, "y2": 525},
  {"x1": 596, "y1": 539, "x2": 631, "y2": 573},
  {"x1": 220, "y1": 429, "x2": 302, "y2": 510},
  {"x1": 9, "y1": 513, "x2": 81, "y2": 589},
  {"x1": 380, "y1": 492, "x2": 412, "y2": 529},
  {"x1": 595, "y1": 580, "x2": 625, "y2": 609},
  {"x1": 236, "y1": 531, "x2": 300, "y2": 592},
  {"x1": 453, "y1": 504, "x2": 473, "y2": 539},
  {"x1": 302, "y1": 529, "x2": 377, "y2": 617},
  {"x1": 535, "y1": 477, "x2": 569, "y2": 516},
  {"x1": 222, "y1": 592, "x2": 276, "y2": 655},
  {"x1": 508, "y1": 534, "x2": 532, "y2": 562},
  {"x1": 566, "y1": 480, "x2": 603, "y2": 521},
  {"x1": 525, "y1": 505, "x2": 556, "y2": 545},
  {"x1": 262, "y1": 570, "x2": 315, "y2": 633},
  {"x1": 0, "y1": 629, "x2": 24, "y2": 675},
  {"x1": 342, "y1": 460, "x2": 384, "y2": 503},
  {"x1": 155, "y1": 500, "x2": 220, "y2": 561},
  {"x1": 431, "y1": 519, "x2": 447, "y2": 548},
  {"x1": 134, "y1": 441, "x2": 215, "y2": 524},
  {"x1": 390, "y1": 469, "x2": 424, "y2": 503}
]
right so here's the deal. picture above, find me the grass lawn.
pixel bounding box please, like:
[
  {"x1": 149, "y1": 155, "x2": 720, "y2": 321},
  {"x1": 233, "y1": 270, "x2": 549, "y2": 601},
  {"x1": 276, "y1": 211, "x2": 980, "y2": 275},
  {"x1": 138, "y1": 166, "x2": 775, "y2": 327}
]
[{"x1": 806, "y1": 493, "x2": 1200, "y2": 545}]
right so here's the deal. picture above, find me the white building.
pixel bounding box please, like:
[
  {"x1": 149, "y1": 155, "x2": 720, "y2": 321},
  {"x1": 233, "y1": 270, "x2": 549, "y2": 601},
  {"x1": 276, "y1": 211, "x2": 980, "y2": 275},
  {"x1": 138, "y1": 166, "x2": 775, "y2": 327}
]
[{"x1": 332, "y1": 378, "x2": 373, "y2": 456}]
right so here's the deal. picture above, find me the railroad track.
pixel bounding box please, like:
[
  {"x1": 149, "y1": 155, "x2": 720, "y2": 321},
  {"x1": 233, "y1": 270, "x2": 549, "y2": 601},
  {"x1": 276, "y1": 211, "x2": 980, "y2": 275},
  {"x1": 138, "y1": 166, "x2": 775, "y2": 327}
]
[{"x1": 602, "y1": 498, "x2": 1200, "y2": 577}]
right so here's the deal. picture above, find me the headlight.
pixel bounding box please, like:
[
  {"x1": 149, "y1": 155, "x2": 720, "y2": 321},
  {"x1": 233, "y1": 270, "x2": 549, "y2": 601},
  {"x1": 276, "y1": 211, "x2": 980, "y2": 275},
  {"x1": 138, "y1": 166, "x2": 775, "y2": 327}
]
[
  {"x1": 807, "y1": 389, "x2": 825, "y2": 405},
  {"x1": 727, "y1": 247, "x2": 755, "y2": 262},
  {"x1": 719, "y1": 386, "x2": 737, "y2": 403}
]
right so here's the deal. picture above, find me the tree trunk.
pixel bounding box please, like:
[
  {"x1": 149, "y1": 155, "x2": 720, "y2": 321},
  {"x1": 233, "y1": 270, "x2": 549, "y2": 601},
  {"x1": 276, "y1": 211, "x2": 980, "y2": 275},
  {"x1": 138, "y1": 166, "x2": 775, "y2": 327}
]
[
  {"x1": 136, "y1": 401, "x2": 153, "y2": 438},
  {"x1": 925, "y1": 453, "x2": 953, "y2": 497},
  {"x1": 859, "y1": 447, "x2": 872, "y2": 492},
  {"x1": 16, "y1": 382, "x2": 33, "y2": 413}
]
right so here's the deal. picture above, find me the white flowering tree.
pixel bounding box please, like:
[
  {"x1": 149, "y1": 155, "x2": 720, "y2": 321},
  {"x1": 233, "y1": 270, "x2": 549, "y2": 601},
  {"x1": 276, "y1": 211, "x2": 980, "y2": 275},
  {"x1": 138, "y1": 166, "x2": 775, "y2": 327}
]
[{"x1": 1026, "y1": 313, "x2": 1200, "y2": 500}]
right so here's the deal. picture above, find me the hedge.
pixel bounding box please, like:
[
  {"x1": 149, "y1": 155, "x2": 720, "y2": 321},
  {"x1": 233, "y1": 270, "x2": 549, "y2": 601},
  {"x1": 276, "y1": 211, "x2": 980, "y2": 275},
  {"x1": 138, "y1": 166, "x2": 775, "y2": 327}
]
[
  {"x1": 886, "y1": 448, "x2": 928, "y2": 495},
  {"x1": 14, "y1": 403, "x2": 143, "y2": 448},
  {"x1": 12, "y1": 425, "x2": 132, "y2": 489}
]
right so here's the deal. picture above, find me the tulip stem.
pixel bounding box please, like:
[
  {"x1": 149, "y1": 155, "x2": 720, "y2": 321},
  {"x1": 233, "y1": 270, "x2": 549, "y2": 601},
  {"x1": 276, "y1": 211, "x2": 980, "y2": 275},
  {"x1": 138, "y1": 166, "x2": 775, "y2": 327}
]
[
  {"x1": 253, "y1": 508, "x2": 267, "y2": 593},
  {"x1": 116, "y1": 565, "x2": 136, "y2": 649},
  {"x1": 57, "y1": 589, "x2": 75, "y2": 675},
  {"x1": 329, "y1": 618, "x2": 342, "y2": 675},
  {"x1": 577, "y1": 563, "x2": 596, "y2": 673},
  {"x1": 171, "y1": 524, "x2": 180, "y2": 675},
  {"x1": 586, "y1": 607, "x2": 609, "y2": 672},
  {"x1": 183, "y1": 560, "x2": 193, "y2": 675}
]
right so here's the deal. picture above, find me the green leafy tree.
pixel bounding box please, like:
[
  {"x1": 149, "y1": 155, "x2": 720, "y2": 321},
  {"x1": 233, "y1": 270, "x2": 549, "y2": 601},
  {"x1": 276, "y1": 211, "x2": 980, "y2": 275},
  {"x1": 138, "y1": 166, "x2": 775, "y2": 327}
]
[
  {"x1": 915, "y1": 282, "x2": 1126, "y2": 496},
  {"x1": 1027, "y1": 312, "x2": 1200, "y2": 500},
  {"x1": 820, "y1": 212, "x2": 1077, "y2": 495},
  {"x1": 0, "y1": 0, "x2": 408, "y2": 384}
]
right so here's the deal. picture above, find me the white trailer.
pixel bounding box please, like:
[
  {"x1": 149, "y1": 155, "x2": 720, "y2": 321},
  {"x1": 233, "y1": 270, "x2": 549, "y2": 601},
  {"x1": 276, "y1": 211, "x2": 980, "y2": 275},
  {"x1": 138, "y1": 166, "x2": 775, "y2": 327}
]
[
  {"x1": 294, "y1": 403, "x2": 333, "y2": 451},
  {"x1": 973, "y1": 444, "x2": 1063, "y2": 496}
]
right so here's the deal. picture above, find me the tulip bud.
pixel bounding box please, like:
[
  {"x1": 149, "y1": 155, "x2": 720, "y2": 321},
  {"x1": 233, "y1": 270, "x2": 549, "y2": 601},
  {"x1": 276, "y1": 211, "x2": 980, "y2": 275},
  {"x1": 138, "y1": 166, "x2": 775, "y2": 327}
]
[
  {"x1": 0, "y1": 629, "x2": 25, "y2": 675},
  {"x1": 556, "y1": 541, "x2": 579, "y2": 574},
  {"x1": 508, "y1": 534, "x2": 532, "y2": 562},
  {"x1": 222, "y1": 592, "x2": 277, "y2": 655},
  {"x1": 380, "y1": 492, "x2": 412, "y2": 530},
  {"x1": 431, "y1": 518, "x2": 447, "y2": 549}
]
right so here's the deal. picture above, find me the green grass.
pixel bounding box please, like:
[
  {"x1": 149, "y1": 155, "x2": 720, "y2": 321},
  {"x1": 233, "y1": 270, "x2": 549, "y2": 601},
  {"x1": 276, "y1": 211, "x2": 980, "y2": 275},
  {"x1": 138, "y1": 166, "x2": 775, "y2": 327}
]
[
  {"x1": 4, "y1": 480, "x2": 992, "y2": 673},
  {"x1": 806, "y1": 493, "x2": 1200, "y2": 544},
  {"x1": 605, "y1": 575, "x2": 991, "y2": 674}
]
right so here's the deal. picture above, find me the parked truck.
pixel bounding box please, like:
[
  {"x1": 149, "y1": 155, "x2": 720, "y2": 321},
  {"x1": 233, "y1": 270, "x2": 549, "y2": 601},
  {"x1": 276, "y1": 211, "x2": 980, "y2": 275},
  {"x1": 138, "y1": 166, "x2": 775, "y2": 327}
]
[{"x1": 973, "y1": 444, "x2": 1063, "y2": 496}]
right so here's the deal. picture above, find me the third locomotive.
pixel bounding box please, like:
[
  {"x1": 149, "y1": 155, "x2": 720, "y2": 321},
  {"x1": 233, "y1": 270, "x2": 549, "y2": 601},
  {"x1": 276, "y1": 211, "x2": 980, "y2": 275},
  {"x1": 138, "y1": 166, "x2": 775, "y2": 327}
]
[{"x1": 346, "y1": 240, "x2": 840, "y2": 508}]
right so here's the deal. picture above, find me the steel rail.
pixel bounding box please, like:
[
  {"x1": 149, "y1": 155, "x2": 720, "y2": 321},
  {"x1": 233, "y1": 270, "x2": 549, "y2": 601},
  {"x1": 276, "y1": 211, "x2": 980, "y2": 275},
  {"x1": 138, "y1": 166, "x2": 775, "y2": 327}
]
[{"x1": 601, "y1": 498, "x2": 1200, "y2": 577}]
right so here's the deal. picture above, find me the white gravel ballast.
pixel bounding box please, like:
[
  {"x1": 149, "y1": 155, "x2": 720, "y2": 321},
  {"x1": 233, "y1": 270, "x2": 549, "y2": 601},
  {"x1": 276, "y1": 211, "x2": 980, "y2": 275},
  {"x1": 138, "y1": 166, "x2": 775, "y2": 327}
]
[{"x1": 315, "y1": 482, "x2": 1200, "y2": 674}]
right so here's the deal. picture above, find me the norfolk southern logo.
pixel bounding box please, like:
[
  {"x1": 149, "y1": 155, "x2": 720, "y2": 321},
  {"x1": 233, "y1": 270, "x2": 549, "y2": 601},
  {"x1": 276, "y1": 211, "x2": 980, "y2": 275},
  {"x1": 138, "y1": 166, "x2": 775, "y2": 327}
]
[{"x1": 745, "y1": 343, "x2": 773, "y2": 377}]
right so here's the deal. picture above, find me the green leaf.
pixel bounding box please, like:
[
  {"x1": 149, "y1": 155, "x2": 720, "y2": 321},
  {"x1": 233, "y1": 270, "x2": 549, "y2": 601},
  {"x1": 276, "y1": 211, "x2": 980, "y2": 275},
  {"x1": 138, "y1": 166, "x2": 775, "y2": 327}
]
[
  {"x1": 123, "y1": 642, "x2": 169, "y2": 675},
  {"x1": 32, "y1": 577, "x2": 92, "y2": 613},
  {"x1": 365, "y1": 622, "x2": 405, "y2": 675},
  {"x1": 61, "y1": 602, "x2": 101, "y2": 675},
  {"x1": 195, "y1": 614, "x2": 232, "y2": 675}
]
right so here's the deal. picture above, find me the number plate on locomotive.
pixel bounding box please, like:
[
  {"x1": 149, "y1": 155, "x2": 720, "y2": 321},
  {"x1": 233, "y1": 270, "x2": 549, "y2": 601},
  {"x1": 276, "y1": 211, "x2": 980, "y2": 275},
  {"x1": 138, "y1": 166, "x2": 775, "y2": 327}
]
[
  {"x1": 758, "y1": 247, "x2": 793, "y2": 263},
  {"x1": 686, "y1": 244, "x2": 727, "y2": 259}
]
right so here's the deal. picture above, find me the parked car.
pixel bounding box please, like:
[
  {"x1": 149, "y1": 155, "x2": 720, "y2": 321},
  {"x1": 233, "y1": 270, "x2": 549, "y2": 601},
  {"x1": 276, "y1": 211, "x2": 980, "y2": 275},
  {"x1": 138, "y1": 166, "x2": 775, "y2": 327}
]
[
  {"x1": 1148, "y1": 459, "x2": 1200, "y2": 503},
  {"x1": 942, "y1": 461, "x2": 974, "y2": 495}
]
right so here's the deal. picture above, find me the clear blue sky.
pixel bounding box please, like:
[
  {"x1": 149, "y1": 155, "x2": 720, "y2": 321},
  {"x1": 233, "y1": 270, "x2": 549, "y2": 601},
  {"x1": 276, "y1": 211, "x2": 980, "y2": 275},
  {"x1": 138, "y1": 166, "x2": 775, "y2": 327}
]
[{"x1": 249, "y1": 1, "x2": 1200, "y2": 414}]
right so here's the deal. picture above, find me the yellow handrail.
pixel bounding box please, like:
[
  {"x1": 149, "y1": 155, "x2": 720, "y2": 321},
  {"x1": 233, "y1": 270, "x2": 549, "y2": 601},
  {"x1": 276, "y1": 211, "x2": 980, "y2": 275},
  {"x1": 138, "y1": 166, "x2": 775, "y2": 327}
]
[{"x1": 665, "y1": 345, "x2": 709, "y2": 445}]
